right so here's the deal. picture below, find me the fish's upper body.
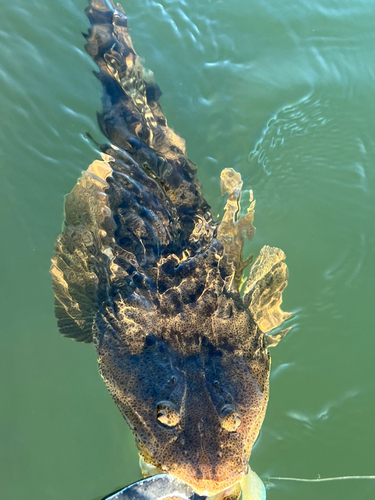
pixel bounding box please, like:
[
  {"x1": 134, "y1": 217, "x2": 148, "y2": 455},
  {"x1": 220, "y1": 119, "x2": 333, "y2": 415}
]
[{"x1": 51, "y1": 0, "x2": 291, "y2": 497}]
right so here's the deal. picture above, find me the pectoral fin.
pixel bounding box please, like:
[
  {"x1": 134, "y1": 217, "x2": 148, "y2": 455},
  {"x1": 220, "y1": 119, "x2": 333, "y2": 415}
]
[
  {"x1": 217, "y1": 168, "x2": 256, "y2": 290},
  {"x1": 244, "y1": 245, "x2": 291, "y2": 334}
]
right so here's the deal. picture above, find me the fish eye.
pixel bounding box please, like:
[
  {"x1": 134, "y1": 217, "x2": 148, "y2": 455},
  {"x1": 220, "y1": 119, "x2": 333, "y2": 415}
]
[
  {"x1": 156, "y1": 401, "x2": 180, "y2": 427},
  {"x1": 220, "y1": 405, "x2": 242, "y2": 432}
]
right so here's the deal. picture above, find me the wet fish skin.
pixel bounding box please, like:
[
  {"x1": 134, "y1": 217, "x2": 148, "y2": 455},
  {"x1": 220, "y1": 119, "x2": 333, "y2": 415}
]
[{"x1": 51, "y1": 0, "x2": 290, "y2": 496}]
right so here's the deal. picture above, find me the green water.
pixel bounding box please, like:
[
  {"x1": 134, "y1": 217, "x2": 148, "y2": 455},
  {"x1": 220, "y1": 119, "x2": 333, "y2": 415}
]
[{"x1": 1, "y1": 0, "x2": 375, "y2": 498}]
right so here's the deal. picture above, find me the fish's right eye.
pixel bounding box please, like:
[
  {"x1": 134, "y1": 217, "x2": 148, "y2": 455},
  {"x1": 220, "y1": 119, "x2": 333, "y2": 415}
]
[
  {"x1": 220, "y1": 404, "x2": 242, "y2": 432},
  {"x1": 156, "y1": 401, "x2": 180, "y2": 428}
]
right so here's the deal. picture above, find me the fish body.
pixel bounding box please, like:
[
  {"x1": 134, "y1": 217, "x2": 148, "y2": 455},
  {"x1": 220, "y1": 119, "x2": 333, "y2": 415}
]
[{"x1": 51, "y1": 0, "x2": 290, "y2": 496}]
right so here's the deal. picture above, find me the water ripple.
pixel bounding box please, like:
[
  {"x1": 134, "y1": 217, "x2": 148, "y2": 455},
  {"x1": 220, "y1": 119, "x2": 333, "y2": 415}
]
[
  {"x1": 247, "y1": 93, "x2": 371, "y2": 200},
  {"x1": 287, "y1": 389, "x2": 359, "y2": 428}
]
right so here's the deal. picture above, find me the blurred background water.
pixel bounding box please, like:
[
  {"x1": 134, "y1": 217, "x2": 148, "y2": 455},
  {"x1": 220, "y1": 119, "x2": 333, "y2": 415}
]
[{"x1": 1, "y1": 0, "x2": 375, "y2": 499}]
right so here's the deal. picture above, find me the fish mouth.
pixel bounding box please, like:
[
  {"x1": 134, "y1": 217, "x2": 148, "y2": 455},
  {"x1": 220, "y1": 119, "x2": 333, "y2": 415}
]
[
  {"x1": 140, "y1": 456, "x2": 246, "y2": 496},
  {"x1": 171, "y1": 471, "x2": 245, "y2": 497}
]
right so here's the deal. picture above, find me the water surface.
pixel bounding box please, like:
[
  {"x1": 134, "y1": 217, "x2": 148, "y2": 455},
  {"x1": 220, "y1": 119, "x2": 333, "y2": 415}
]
[{"x1": 1, "y1": 0, "x2": 375, "y2": 499}]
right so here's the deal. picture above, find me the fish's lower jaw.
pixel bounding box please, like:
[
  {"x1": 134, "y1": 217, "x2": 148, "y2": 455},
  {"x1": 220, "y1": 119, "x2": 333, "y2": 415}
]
[
  {"x1": 181, "y1": 477, "x2": 242, "y2": 497},
  {"x1": 176, "y1": 467, "x2": 248, "y2": 497},
  {"x1": 139, "y1": 455, "x2": 244, "y2": 498},
  {"x1": 205, "y1": 482, "x2": 242, "y2": 500},
  {"x1": 188, "y1": 469, "x2": 266, "y2": 500},
  {"x1": 171, "y1": 467, "x2": 245, "y2": 497}
]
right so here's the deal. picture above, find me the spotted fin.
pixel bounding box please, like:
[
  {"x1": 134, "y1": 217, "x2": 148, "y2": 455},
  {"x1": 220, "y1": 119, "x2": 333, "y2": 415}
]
[
  {"x1": 51, "y1": 155, "x2": 115, "y2": 342},
  {"x1": 243, "y1": 246, "x2": 291, "y2": 334},
  {"x1": 216, "y1": 168, "x2": 255, "y2": 290}
]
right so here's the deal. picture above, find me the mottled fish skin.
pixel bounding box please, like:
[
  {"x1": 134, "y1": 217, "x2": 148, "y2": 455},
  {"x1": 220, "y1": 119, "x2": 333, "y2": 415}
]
[{"x1": 51, "y1": 0, "x2": 291, "y2": 496}]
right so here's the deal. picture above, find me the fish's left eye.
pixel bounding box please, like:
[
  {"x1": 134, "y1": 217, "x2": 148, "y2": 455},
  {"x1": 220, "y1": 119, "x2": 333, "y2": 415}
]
[
  {"x1": 220, "y1": 405, "x2": 241, "y2": 432},
  {"x1": 156, "y1": 401, "x2": 180, "y2": 427}
]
